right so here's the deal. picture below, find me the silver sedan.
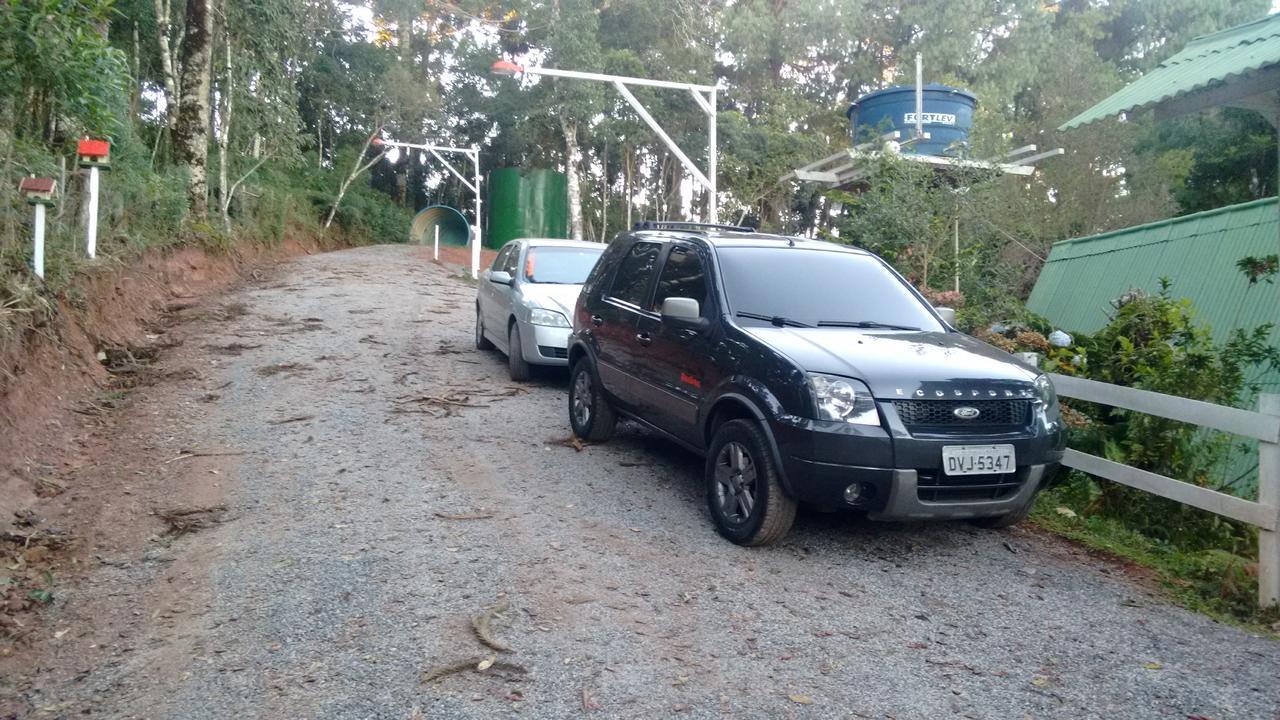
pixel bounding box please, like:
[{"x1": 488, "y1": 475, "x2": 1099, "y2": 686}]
[{"x1": 475, "y1": 238, "x2": 605, "y2": 381}]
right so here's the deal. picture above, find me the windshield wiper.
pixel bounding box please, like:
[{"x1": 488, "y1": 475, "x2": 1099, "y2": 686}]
[
  {"x1": 816, "y1": 320, "x2": 921, "y2": 331},
  {"x1": 736, "y1": 312, "x2": 812, "y2": 328}
]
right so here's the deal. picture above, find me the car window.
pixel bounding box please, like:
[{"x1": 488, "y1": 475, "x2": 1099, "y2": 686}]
[
  {"x1": 716, "y1": 247, "x2": 944, "y2": 331},
  {"x1": 491, "y1": 245, "x2": 512, "y2": 272},
  {"x1": 608, "y1": 241, "x2": 662, "y2": 307},
  {"x1": 524, "y1": 246, "x2": 604, "y2": 284},
  {"x1": 652, "y1": 245, "x2": 707, "y2": 314},
  {"x1": 502, "y1": 244, "x2": 520, "y2": 275}
]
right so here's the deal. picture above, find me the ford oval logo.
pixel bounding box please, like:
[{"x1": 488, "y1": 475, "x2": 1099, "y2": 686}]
[{"x1": 953, "y1": 406, "x2": 981, "y2": 420}]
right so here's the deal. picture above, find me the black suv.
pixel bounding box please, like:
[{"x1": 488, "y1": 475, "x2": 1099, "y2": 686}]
[{"x1": 567, "y1": 222, "x2": 1064, "y2": 545}]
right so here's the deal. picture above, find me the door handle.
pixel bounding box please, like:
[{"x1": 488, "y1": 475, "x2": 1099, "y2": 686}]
[
  {"x1": 591, "y1": 314, "x2": 604, "y2": 326},
  {"x1": 636, "y1": 332, "x2": 652, "y2": 347}
]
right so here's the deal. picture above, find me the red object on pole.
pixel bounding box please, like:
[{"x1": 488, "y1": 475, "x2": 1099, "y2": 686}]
[
  {"x1": 371, "y1": 137, "x2": 384, "y2": 146},
  {"x1": 490, "y1": 60, "x2": 523, "y2": 76},
  {"x1": 77, "y1": 138, "x2": 111, "y2": 167}
]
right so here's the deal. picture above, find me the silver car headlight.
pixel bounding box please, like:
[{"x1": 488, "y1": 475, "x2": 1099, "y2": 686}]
[
  {"x1": 1034, "y1": 374, "x2": 1057, "y2": 408},
  {"x1": 808, "y1": 373, "x2": 880, "y2": 426},
  {"x1": 529, "y1": 308, "x2": 570, "y2": 328}
]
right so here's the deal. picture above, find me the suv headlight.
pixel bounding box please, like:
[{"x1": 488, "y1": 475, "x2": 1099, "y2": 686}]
[
  {"x1": 808, "y1": 374, "x2": 880, "y2": 426},
  {"x1": 1034, "y1": 374, "x2": 1057, "y2": 408},
  {"x1": 529, "y1": 308, "x2": 570, "y2": 328}
]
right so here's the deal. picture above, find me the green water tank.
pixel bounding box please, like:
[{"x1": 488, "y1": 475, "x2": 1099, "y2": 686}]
[{"x1": 487, "y1": 168, "x2": 569, "y2": 248}]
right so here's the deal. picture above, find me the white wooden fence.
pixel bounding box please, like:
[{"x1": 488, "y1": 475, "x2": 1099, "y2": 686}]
[{"x1": 1048, "y1": 373, "x2": 1280, "y2": 609}]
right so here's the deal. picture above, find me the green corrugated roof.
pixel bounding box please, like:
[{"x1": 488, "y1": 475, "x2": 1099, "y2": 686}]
[
  {"x1": 1026, "y1": 197, "x2": 1280, "y2": 392},
  {"x1": 1059, "y1": 13, "x2": 1280, "y2": 130}
]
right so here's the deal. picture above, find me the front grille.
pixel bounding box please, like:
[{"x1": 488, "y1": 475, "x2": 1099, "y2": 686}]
[
  {"x1": 538, "y1": 345, "x2": 568, "y2": 359},
  {"x1": 893, "y1": 399, "x2": 1032, "y2": 428},
  {"x1": 917, "y1": 470, "x2": 1023, "y2": 503}
]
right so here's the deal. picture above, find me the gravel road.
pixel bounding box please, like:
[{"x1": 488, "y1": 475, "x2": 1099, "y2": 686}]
[{"x1": 7, "y1": 245, "x2": 1279, "y2": 719}]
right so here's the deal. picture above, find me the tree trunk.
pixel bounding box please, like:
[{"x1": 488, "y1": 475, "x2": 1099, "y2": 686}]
[
  {"x1": 600, "y1": 135, "x2": 608, "y2": 242},
  {"x1": 152, "y1": 0, "x2": 179, "y2": 128},
  {"x1": 173, "y1": 0, "x2": 213, "y2": 217},
  {"x1": 216, "y1": 21, "x2": 232, "y2": 231},
  {"x1": 325, "y1": 128, "x2": 385, "y2": 230},
  {"x1": 624, "y1": 144, "x2": 632, "y2": 229},
  {"x1": 561, "y1": 115, "x2": 584, "y2": 241}
]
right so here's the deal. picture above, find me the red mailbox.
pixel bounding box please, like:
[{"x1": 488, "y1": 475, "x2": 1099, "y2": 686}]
[
  {"x1": 18, "y1": 177, "x2": 57, "y2": 206},
  {"x1": 77, "y1": 138, "x2": 111, "y2": 167}
]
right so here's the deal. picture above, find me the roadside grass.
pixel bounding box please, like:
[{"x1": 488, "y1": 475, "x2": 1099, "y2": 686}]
[{"x1": 1031, "y1": 482, "x2": 1280, "y2": 633}]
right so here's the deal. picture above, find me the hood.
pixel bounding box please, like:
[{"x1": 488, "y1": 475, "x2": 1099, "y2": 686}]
[
  {"x1": 520, "y1": 283, "x2": 584, "y2": 318},
  {"x1": 742, "y1": 327, "x2": 1039, "y2": 399}
]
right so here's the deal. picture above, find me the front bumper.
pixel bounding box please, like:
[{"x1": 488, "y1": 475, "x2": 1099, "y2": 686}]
[
  {"x1": 518, "y1": 320, "x2": 572, "y2": 366},
  {"x1": 771, "y1": 402, "x2": 1065, "y2": 520}
]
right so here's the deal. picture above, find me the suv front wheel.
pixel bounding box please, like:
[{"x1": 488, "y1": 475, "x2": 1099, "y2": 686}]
[{"x1": 706, "y1": 419, "x2": 796, "y2": 546}]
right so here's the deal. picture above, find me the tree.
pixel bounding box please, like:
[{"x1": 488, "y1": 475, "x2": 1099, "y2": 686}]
[{"x1": 173, "y1": 0, "x2": 214, "y2": 216}]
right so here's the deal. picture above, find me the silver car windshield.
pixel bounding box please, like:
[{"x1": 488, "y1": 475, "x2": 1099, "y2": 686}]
[{"x1": 524, "y1": 247, "x2": 604, "y2": 284}]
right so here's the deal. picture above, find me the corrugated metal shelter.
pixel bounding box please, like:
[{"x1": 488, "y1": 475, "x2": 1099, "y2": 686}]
[
  {"x1": 1060, "y1": 13, "x2": 1280, "y2": 130},
  {"x1": 1028, "y1": 197, "x2": 1279, "y2": 394}
]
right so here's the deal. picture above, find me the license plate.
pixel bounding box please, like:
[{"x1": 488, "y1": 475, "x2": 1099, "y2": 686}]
[{"x1": 942, "y1": 445, "x2": 1015, "y2": 476}]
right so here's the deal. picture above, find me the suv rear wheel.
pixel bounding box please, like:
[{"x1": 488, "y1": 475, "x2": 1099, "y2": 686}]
[
  {"x1": 706, "y1": 419, "x2": 796, "y2": 546},
  {"x1": 568, "y1": 359, "x2": 615, "y2": 442}
]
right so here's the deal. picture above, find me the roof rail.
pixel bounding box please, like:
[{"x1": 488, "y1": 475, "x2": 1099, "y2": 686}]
[{"x1": 632, "y1": 220, "x2": 755, "y2": 233}]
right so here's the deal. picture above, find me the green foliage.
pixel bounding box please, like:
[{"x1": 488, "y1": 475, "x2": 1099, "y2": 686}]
[
  {"x1": 0, "y1": 0, "x2": 129, "y2": 138},
  {"x1": 1136, "y1": 109, "x2": 1277, "y2": 215}
]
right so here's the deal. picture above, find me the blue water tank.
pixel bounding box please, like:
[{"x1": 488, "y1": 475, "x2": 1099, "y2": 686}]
[{"x1": 847, "y1": 84, "x2": 977, "y2": 157}]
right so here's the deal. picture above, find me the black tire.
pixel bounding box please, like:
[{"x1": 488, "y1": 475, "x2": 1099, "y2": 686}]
[
  {"x1": 475, "y1": 307, "x2": 494, "y2": 350},
  {"x1": 705, "y1": 419, "x2": 796, "y2": 546},
  {"x1": 970, "y1": 503, "x2": 1032, "y2": 529},
  {"x1": 568, "y1": 359, "x2": 616, "y2": 442},
  {"x1": 507, "y1": 323, "x2": 531, "y2": 381}
]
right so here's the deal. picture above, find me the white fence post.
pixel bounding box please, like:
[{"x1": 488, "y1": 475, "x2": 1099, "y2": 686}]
[
  {"x1": 1259, "y1": 393, "x2": 1280, "y2": 609},
  {"x1": 32, "y1": 203, "x2": 46, "y2": 279},
  {"x1": 86, "y1": 165, "x2": 100, "y2": 259},
  {"x1": 434, "y1": 224, "x2": 439, "y2": 261}
]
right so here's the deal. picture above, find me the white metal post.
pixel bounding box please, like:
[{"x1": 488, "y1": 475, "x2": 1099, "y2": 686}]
[
  {"x1": 32, "y1": 204, "x2": 46, "y2": 279},
  {"x1": 498, "y1": 62, "x2": 717, "y2": 224},
  {"x1": 434, "y1": 224, "x2": 440, "y2": 261},
  {"x1": 708, "y1": 87, "x2": 718, "y2": 224},
  {"x1": 86, "y1": 165, "x2": 100, "y2": 259},
  {"x1": 1259, "y1": 393, "x2": 1280, "y2": 608},
  {"x1": 471, "y1": 147, "x2": 482, "y2": 280},
  {"x1": 915, "y1": 53, "x2": 924, "y2": 141}
]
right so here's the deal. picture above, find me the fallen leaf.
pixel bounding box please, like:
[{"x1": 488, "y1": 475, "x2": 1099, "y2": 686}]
[
  {"x1": 1055, "y1": 506, "x2": 1078, "y2": 519},
  {"x1": 1143, "y1": 661, "x2": 1162, "y2": 670},
  {"x1": 788, "y1": 694, "x2": 813, "y2": 705},
  {"x1": 1031, "y1": 676, "x2": 1051, "y2": 687},
  {"x1": 477, "y1": 657, "x2": 496, "y2": 671},
  {"x1": 673, "y1": 675, "x2": 689, "y2": 686}
]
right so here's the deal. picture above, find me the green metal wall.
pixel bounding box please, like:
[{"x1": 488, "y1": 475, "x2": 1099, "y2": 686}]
[
  {"x1": 487, "y1": 168, "x2": 569, "y2": 248},
  {"x1": 1027, "y1": 197, "x2": 1279, "y2": 396}
]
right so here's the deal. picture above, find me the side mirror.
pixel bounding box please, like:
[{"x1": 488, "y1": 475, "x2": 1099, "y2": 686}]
[
  {"x1": 935, "y1": 307, "x2": 957, "y2": 326},
  {"x1": 490, "y1": 270, "x2": 512, "y2": 286},
  {"x1": 661, "y1": 297, "x2": 707, "y2": 331}
]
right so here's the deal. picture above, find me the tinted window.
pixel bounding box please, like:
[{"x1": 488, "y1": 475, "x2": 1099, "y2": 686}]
[
  {"x1": 491, "y1": 245, "x2": 513, "y2": 272},
  {"x1": 717, "y1": 247, "x2": 943, "y2": 331},
  {"x1": 653, "y1": 246, "x2": 707, "y2": 313},
  {"x1": 608, "y1": 241, "x2": 662, "y2": 306},
  {"x1": 502, "y1": 244, "x2": 520, "y2": 275},
  {"x1": 524, "y1": 246, "x2": 605, "y2": 284}
]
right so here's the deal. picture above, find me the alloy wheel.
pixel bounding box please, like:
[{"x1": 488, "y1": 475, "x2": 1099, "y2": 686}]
[
  {"x1": 572, "y1": 368, "x2": 593, "y2": 428},
  {"x1": 714, "y1": 441, "x2": 757, "y2": 523}
]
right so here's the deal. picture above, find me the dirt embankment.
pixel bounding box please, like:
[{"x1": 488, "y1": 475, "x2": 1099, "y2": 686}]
[{"x1": 0, "y1": 238, "x2": 321, "y2": 524}]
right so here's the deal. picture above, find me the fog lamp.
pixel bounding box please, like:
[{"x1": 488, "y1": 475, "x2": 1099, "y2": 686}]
[{"x1": 843, "y1": 483, "x2": 864, "y2": 504}]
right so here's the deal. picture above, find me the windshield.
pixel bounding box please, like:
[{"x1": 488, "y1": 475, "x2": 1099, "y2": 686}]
[
  {"x1": 524, "y1": 246, "x2": 604, "y2": 284},
  {"x1": 716, "y1": 247, "x2": 944, "y2": 331}
]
